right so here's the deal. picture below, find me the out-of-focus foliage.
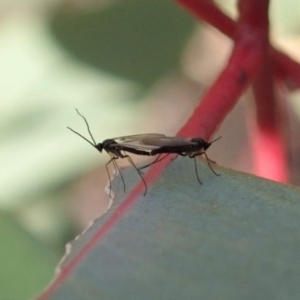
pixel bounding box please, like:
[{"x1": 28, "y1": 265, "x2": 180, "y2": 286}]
[
  {"x1": 0, "y1": 212, "x2": 58, "y2": 299},
  {"x1": 51, "y1": 0, "x2": 195, "y2": 87}
]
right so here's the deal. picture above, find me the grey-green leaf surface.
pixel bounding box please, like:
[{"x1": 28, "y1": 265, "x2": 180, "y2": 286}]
[{"x1": 45, "y1": 158, "x2": 300, "y2": 300}]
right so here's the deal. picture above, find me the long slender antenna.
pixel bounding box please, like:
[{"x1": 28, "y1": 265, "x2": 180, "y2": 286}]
[
  {"x1": 75, "y1": 109, "x2": 97, "y2": 146},
  {"x1": 210, "y1": 136, "x2": 222, "y2": 144},
  {"x1": 67, "y1": 127, "x2": 96, "y2": 148}
]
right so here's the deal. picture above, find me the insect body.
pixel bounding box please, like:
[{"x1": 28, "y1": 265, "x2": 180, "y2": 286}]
[
  {"x1": 128, "y1": 136, "x2": 220, "y2": 184},
  {"x1": 68, "y1": 110, "x2": 165, "y2": 196},
  {"x1": 68, "y1": 110, "x2": 220, "y2": 196}
]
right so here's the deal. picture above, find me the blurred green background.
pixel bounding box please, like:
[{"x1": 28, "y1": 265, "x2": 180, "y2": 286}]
[{"x1": 1, "y1": 0, "x2": 300, "y2": 298}]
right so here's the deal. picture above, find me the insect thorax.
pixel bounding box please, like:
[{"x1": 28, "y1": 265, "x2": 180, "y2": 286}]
[
  {"x1": 102, "y1": 139, "x2": 123, "y2": 158},
  {"x1": 190, "y1": 138, "x2": 211, "y2": 150}
]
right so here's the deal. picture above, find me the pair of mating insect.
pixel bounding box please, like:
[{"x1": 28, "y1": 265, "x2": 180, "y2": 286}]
[{"x1": 68, "y1": 110, "x2": 220, "y2": 196}]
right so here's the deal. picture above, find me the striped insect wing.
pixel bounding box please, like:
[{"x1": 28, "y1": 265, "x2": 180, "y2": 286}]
[
  {"x1": 110, "y1": 134, "x2": 168, "y2": 155},
  {"x1": 113, "y1": 133, "x2": 166, "y2": 143},
  {"x1": 116, "y1": 136, "x2": 195, "y2": 156},
  {"x1": 141, "y1": 136, "x2": 191, "y2": 147},
  {"x1": 140, "y1": 137, "x2": 198, "y2": 156}
]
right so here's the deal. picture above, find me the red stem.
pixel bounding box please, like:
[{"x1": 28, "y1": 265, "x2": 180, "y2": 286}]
[
  {"x1": 240, "y1": 0, "x2": 287, "y2": 181},
  {"x1": 174, "y1": 0, "x2": 300, "y2": 90},
  {"x1": 176, "y1": 0, "x2": 288, "y2": 182},
  {"x1": 174, "y1": 0, "x2": 236, "y2": 37},
  {"x1": 273, "y1": 50, "x2": 300, "y2": 90},
  {"x1": 178, "y1": 35, "x2": 263, "y2": 140},
  {"x1": 178, "y1": 0, "x2": 266, "y2": 140},
  {"x1": 238, "y1": 0, "x2": 270, "y2": 124}
]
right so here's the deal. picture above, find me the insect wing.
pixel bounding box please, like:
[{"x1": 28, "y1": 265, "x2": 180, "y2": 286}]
[
  {"x1": 112, "y1": 133, "x2": 166, "y2": 143},
  {"x1": 109, "y1": 134, "x2": 168, "y2": 153},
  {"x1": 111, "y1": 140, "x2": 160, "y2": 153},
  {"x1": 141, "y1": 136, "x2": 203, "y2": 156},
  {"x1": 141, "y1": 136, "x2": 193, "y2": 147},
  {"x1": 112, "y1": 136, "x2": 195, "y2": 154},
  {"x1": 105, "y1": 135, "x2": 202, "y2": 156}
]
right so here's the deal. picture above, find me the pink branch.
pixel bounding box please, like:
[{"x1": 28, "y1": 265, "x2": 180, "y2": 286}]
[
  {"x1": 273, "y1": 50, "x2": 300, "y2": 90},
  {"x1": 174, "y1": 0, "x2": 300, "y2": 90},
  {"x1": 178, "y1": 0, "x2": 266, "y2": 139},
  {"x1": 174, "y1": 0, "x2": 236, "y2": 37},
  {"x1": 176, "y1": 0, "x2": 289, "y2": 181},
  {"x1": 239, "y1": 0, "x2": 287, "y2": 181},
  {"x1": 178, "y1": 37, "x2": 263, "y2": 139},
  {"x1": 250, "y1": 31, "x2": 287, "y2": 180}
]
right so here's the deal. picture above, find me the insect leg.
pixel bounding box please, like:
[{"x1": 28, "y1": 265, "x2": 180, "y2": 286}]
[
  {"x1": 203, "y1": 152, "x2": 220, "y2": 176},
  {"x1": 122, "y1": 154, "x2": 148, "y2": 195},
  {"x1": 111, "y1": 158, "x2": 126, "y2": 193},
  {"x1": 105, "y1": 158, "x2": 113, "y2": 196},
  {"x1": 106, "y1": 158, "x2": 126, "y2": 196},
  {"x1": 193, "y1": 156, "x2": 202, "y2": 185},
  {"x1": 139, "y1": 153, "x2": 170, "y2": 170},
  {"x1": 205, "y1": 155, "x2": 217, "y2": 165},
  {"x1": 190, "y1": 152, "x2": 219, "y2": 176}
]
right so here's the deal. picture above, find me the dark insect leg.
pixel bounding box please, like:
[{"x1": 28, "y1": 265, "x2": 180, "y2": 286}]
[
  {"x1": 193, "y1": 156, "x2": 202, "y2": 185},
  {"x1": 205, "y1": 154, "x2": 217, "y2": 164},
  {"x1": 106, "y1": 158, "x2": 126, "y2": 196},
  {"x1": 111, "y1": 158, "x2": 126, "y2": 193},
  {"x1": 123, "y1": 154, "x2": 148, "y2": 195},
  {"x1": 105, "y1": 159, "x2": 113, "y2": 196},
  {"x1": 139, "y1": 153, "x2": 170, "y2": 170},
  {"x1": 204, "y1": 152, "x2": 220, "y2": 176}
]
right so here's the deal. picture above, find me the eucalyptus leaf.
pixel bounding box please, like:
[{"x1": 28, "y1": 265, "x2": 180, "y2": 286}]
[
  {"x1": 51, "y1": 0, "x2": 196, "y2": 88},
  {"x1": 44, "y1": 157, "x2": 300, "y2": 299}
]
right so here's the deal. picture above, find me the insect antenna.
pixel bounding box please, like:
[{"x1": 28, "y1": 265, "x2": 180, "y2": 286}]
[
  {"x1": 67, "y1": 127, "x2": 96, "y2": 148},
  {"x1": 210, "y1": 136, "x2": 222, "y2": 144},
  {"x1": 75, "y1": 108, "x2": 97, "y2": 146}
]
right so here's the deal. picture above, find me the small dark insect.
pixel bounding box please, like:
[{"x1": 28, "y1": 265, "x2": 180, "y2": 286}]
[
  {"x1": 68, "y1": 109, "x2": 220, "y2": 196},
  {"x1": 68, "y1": 109, "x2": 164, "y2": 196},
  {"x1": 134, "y1": 136, "x2": 221, "y2": 184}
]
